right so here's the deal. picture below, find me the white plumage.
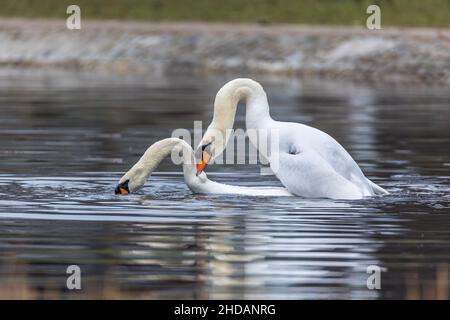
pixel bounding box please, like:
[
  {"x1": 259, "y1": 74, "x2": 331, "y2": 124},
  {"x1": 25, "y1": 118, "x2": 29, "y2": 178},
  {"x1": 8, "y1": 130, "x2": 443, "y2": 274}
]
[{"x1": 197, "y1": 78, "x2": 388, "y2": 200}]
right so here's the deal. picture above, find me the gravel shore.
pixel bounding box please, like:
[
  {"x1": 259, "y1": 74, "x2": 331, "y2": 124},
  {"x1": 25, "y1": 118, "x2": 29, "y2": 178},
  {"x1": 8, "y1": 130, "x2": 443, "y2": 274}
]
[{"x1": 1, "y1": 18, "x2": 449, "y2": 84}]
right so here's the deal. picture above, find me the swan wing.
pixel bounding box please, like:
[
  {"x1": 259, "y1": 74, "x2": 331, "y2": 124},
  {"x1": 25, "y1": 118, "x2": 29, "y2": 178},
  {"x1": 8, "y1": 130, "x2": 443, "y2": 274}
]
[
  {"x1": 272, "y1": 149, "x2": 365, "y2": 200},
  {"x1": 264, "y1": 121, "x2": 379, "y2": 199}
]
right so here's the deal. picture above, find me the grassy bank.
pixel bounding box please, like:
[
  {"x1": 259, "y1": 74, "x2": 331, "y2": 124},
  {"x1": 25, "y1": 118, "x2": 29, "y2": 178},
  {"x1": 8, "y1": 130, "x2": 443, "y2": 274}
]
[{"x1": 1, "y1": 0, "x2": 449, "y2": 28}]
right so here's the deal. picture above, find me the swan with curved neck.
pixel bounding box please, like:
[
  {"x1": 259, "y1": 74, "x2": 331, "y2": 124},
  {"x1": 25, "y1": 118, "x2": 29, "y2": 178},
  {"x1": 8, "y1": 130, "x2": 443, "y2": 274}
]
[
  {"x1": 196, "y1": 78, "x2": 388, "y2": 200},
  {"x1": 115, "y1": 138, "x2": 292, "y2": 197}
]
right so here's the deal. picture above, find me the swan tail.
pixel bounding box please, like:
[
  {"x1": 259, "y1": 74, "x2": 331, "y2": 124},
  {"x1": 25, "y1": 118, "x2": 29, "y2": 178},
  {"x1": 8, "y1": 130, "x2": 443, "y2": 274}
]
[{"x1": 367, "y1": 179, "x2": 389, "y2": 195}]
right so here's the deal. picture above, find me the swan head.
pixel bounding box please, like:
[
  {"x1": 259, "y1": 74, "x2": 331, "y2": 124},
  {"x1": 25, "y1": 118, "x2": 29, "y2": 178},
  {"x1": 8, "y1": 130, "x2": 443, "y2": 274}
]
[
  {"x1": 115, "y1": 179, "x2": 130, "y2": 195},
  {"x1": 115, "y1": 138, "x2": 208, "y2": 195},
  {"x1": 196, "y1": 125, "x2": 232, "y2": 175},
  {"x1": 115, "y1": 163, "x2": 149, "y2": 194}
]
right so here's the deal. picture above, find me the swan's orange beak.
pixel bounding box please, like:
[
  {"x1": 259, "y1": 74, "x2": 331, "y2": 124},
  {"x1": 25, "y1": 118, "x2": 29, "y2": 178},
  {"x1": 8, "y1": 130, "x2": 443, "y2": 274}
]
[
  {"x1": 116, "y1": 186, "x2": 129, "y2": 195},
  {"x1": 196, "y1": 150, "x2": 211, "y2": 175}
]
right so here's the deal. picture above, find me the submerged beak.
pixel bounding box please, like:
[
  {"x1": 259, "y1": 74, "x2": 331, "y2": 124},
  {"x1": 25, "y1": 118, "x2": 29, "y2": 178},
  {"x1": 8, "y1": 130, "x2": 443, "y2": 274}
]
[
  {"x1": 196, "y1": 149, "x2": 211, "y2": 176},
  {"x1": 115, "y1": 180, "x2": 130, "y2": 195}
]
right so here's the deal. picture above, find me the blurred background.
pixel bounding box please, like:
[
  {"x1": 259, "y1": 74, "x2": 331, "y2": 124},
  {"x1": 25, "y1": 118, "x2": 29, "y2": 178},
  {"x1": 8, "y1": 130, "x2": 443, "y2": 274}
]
[
  {"x1": 0, "y1": 0, "x2": 449, "y2": 300},
  {"x1": 1, "y1": 0, "x2": 450, "y2": 27},
  {"x1": 0, "y1": 0, "x2": 449, "y2": 83}
]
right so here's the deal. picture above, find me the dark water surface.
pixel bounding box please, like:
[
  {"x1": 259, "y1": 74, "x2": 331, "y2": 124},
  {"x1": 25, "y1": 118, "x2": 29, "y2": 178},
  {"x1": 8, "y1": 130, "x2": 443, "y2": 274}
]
[{"x1": 0, "y1": 69, "x2": 449, "y2": 299}]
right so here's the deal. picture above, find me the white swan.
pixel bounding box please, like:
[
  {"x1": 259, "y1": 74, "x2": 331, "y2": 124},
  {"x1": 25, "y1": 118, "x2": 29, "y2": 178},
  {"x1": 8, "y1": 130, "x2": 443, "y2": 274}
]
[
  {"x1": 196, "y1": 78, "x2": 388, "y2": 200},
  {"x1": 115, "y1": 138, "x2": 292, "y2": 197}
]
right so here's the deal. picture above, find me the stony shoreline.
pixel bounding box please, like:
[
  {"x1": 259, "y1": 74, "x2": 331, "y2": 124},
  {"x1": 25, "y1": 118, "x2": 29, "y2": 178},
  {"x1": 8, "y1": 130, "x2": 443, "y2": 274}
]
[{"x1": 1, "y1": 18, "x2": 449, "y2": 84}]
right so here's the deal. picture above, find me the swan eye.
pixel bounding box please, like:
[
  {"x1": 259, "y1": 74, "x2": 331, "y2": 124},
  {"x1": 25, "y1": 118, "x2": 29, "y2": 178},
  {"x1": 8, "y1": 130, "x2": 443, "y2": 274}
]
[
  {"x1": 201, "y1": 142, "x2": 212, "y2": 151},
  {"x1": 288, "y1": 146, "x2": 300, "y2": 155}
]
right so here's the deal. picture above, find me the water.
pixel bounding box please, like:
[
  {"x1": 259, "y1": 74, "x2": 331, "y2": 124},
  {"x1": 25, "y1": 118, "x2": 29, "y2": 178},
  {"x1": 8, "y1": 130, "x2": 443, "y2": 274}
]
[{"x1": 0, "y1": 68, "x2": 449, "y2": 299}]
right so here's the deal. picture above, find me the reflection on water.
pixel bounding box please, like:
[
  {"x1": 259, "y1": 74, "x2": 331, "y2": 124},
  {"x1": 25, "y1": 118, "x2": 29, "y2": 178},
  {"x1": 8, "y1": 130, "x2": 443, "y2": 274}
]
[{"x1": 0, "y1": 68, "x2": 449, "y2": 299}]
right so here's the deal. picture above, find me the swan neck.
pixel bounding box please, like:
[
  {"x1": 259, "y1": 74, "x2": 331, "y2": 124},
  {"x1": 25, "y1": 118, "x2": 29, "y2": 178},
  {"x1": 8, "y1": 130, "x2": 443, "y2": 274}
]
[
  {"x1": 212, "y1": 78, "x2": 271, "y2": 130},
  {"x1": 138, "y1": 139, "x2": 174, "y2": 176},
  {"x1": 137, "y1": 139, "x2": 193, "y2": 176}
]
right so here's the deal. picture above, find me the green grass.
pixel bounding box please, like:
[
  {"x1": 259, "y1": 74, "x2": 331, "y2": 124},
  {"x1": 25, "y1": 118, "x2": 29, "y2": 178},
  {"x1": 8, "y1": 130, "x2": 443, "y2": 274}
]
[{"x1": 1, "y1": 0, "x2": 449, "y2": 28}]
